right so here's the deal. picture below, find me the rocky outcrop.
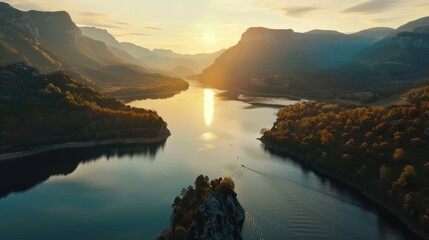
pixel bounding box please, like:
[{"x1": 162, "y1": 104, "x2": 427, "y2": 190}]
[
  {"x1": 186, "y1": 192, "x2": 245, "y2": 240},
  {"x1": 239, "y1": 27, "x2": 295, "y2": 43},
  {"x1": 157, "y1": 176, "x2": 245, "y2": 240}
]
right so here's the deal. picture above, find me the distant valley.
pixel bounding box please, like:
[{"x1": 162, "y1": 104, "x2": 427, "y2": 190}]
[
  {"x1": 80, "y1": 26, "x2": 224, "y2": 78},
  {"x1": 0, "y1": 2, "x2": 188, "y2": 99}
]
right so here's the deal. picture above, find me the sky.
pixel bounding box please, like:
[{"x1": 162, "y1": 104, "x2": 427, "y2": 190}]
[{"x1": 4, "y1": 0, "x2": 429, "y2": 54}]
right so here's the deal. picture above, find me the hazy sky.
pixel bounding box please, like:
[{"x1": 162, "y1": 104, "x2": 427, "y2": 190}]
[{"x1": 4, "y1": 0, "x2": 429, "y2": 54}]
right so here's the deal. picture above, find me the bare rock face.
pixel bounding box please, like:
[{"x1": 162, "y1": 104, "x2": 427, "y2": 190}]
[
  {"x1": 157, "y1": 176, "x2": 245, "y2": 240},
  {"x1": 186, "y1": 192, "x2": 245, "y2": 240},
  {"x1": 240, "y1": 27, "x2": 295, "y2": 43}
]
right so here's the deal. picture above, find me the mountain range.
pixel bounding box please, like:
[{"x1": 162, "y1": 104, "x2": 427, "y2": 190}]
[
  {"x1": 80, "y1": 27, "x2": 224, "y2": 77},
  {"x1": 198, "y1": 17, "x2": 429, "y2": 101},
  {"x1": 0, "y1": 2, "x2": 188, "y2": 96}
]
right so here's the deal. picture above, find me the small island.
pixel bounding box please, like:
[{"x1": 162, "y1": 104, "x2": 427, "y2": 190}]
[
  {"x1": 157, "y1": 175, "x2": 245, "y2": 240},
  {"x1": 0, "y1": 63, "x2": 170, "y2": 158},
  {"x1": 260, "y1": 83, "x2": 429, "y2": 239}
]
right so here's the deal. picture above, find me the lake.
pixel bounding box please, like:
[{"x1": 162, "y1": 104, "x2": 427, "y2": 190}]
[{"x1": 0, "y1": 82, "x2": 420, "y2": 240}]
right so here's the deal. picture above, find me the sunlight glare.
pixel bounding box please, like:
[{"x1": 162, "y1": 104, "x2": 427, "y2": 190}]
[
  {"x1": 203, "y1": 31, "x2": 216, "y2": 43},
  {"x1": 204, "y1": 89, "x2": 215, "y2": 126},
  {"x1": 200, "y1": 132, "x2": 217, "y2": 141}
]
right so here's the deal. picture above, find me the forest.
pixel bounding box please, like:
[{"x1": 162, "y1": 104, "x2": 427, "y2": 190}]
[
  {"x1": 0, "y1": 63, "x2": 168, "y2": 152},
  {"x1": 404, "y1": 79, "x2": 429, "y2": 104},
  {"x1": 261, "y1": 84, "x2": 429, "y2": 236}
]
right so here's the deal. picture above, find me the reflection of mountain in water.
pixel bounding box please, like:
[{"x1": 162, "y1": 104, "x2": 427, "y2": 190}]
[{"x1": 0, "y1": 142, "x2": 165, "y2": 198}]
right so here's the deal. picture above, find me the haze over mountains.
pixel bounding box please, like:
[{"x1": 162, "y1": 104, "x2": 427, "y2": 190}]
[
  {"x1": 345, "y1": 17, "x2": 429, "y2": 80},
  {"x1": 199, "y1": 17, "x2": 429, "y2": 101},
  {"x1": 80, "y1": 27, "x2": 224, "y2": 77},
  {"x1": 2, "y1": 1, "x2": 429, "y2": 103},
  {"x1": 0, "y1": 2, "x2": 188, "y2": 96},
  {"x1": 199, "y1": 26, "x2": 393, "y2": 87}
]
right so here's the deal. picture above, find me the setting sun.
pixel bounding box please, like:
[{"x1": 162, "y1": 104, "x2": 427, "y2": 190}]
[{"x1": 203, "y1": 31, "x2": 216, "y2": 43}]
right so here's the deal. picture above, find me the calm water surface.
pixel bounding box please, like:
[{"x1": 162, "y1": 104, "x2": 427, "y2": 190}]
[{"x1": 0, "y1": 83, "x2": 420, "y2": 240}]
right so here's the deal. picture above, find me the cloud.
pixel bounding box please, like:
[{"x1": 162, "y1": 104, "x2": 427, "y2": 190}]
[
  {"x1": 369, "y1": 17, "x2": 397, "y2": 23},
  {"x1": 144, "y1": 26, "x2": 163, "y2": 31},
  {"x1": 77, "y1": 11, "x2": 110, "y2": 18},
  {"x1": 283, "y1": 6, "x2": 319, "y2": 17},
  {"x1": 78, "y1": 17, "x2": 130, "y2": 28},
  {"x1": 342, "y1": 0, "x2": 403, "y2": 14},
  {"x1": 114, "y1": 32, "x2": 150, "y2": 37},
  {"x1": 251, "y1": 1, "x2": 320, "y2": 18},
  {"x1": 74, "y1": 10, "x2": 131, "y2": 28}
]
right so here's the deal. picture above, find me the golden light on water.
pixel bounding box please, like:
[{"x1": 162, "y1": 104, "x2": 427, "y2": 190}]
[
  {"x1": 200, "y1": 132, "x2": 217, "y2": 141},
  {"x1": 204, "y1": 89, "x2": 215, "y2": 126}
]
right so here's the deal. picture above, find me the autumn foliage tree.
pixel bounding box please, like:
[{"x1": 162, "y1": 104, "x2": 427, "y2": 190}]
[{"x1": 261, "y1": 101, "x2": 429, "y2": 235}]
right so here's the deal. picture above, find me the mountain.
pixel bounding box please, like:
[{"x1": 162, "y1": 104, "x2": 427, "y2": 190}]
[
  {"x1": 198, "y1": 26, "x2": 390, "y2": 89},
  {"x1": 345, "y1": 17, "x2": 429, "y2": 80},
  {"x1": 0, "y1": 63, "x2": 169, "y2": 150},
  {"x1": 351, "y1": 27, "x2": 394, "y2": 40},
  {"x1": 0, "y1": 3, "x2": 188, "y2": 95},
  {"x1": 80, "y1": 26, "x2": 225, "y2": 77},
  {"x1": 80, "y1": 26, "x2": 123, "y2": 49},
  {"x1": 198, "y1": 18, "x2": 429, "y2": 101}
]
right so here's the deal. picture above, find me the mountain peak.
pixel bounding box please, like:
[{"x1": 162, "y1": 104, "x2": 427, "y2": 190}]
[
  {"x1": 80, "y1": 26, "x2": 120, "y2": 48},
  {"x1": 0, "y1": 2, "x2": 12, "y2": 9},
  {"x1": 396, "y1": 16, "x2": 429, "y2": 33},
  {"x1": 240, "y1": 27, "x2": 294, "y2": 42},
  {"x1": 0, "y1": 2, "x2": 23, "y2": 18},
  {"x1": 27, "y1": 10, "x2": 76, "y2": 28},
  {"x1": 351, "y1": 27, "x2": 394, "y2": 40},
  {"x1": 152, "y1": 48, "x2": 177, "y2": 57},
  {"x1": 305, "y1": 29, "x2": 344, "y2": 36}
]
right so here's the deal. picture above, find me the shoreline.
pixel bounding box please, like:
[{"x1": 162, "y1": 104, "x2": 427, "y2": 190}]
[
  {"x1": 216, "y1": 86, "x2": 411, "y2": 106},
  {"x1": 260, "y1": 139, "x2": 428, "y2": 240},
  {"x1": 218, "y1": 87, "x2": 304, "y2": 101},
  {"x1": 219, "y1": 87, "x2": 368, "y2": 105},
  {"x1": 107, "y1": 90, "x2": 184, "y2": 102},
  {"x1": 0, "y1": 130, "x2": 170, "y2": 162}
]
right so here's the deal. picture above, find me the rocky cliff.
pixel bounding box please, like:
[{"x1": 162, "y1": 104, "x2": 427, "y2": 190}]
[
  {"x1": 157, "y1": 175, "x2": 245, "y2": 240},
  {"x1": 186, "y1": 191, "x2": 245, "y2": 240}
]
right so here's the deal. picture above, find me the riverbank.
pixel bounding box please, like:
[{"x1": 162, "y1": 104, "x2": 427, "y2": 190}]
[
  {"x1": 104, "y1": 82, "x2": 190, "y2": 102},
  {"x1": 106, "y1": 89, "x2": 186, "y2": 102},
  {"x1": 217, "y1": 87, "x2": 413, "y2": 107},
  {"x1": 260, "y1": 139, "x2": 428, "y2": 240},
  {"x1": 0, "y1": 130, "x2": 170, "y2": 162}
]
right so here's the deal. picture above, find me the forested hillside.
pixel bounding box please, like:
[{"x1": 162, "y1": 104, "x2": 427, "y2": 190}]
[
  {"x1": 404, "y1": 79, "x2": 429, "y2": 104},
  {"x1": 261, "y1": 100, "x2": 429, "y2": 238},
  {"x1": 0, "y1": 63, "x2": 169, "y2": 151}
]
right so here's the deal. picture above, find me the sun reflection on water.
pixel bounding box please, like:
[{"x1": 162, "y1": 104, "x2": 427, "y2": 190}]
[
  {"x1": 200, "y1": 132, "x2": 217, "y2": 141},
  {"x1": 204, "y1": 89, "x2": 215, "y2": 126}
]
